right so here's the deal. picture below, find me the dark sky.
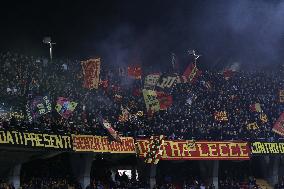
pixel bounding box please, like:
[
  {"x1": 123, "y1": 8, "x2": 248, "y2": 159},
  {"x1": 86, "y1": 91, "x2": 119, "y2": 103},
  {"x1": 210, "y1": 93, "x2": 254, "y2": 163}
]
[{"x1": 0, "y1": 0, "x2": 284, "y2": 70}]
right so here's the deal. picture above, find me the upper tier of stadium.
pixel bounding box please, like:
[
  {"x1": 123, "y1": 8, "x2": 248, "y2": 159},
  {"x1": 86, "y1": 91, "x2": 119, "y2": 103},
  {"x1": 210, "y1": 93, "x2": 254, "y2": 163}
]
[{"x1": 0, "y1": 51, "x2": 283, "y2": 141}]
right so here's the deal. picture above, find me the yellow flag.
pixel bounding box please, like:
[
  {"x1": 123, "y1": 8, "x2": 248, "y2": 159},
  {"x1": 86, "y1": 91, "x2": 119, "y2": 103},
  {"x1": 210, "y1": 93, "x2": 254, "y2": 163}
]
[
  {"x1": 247, "y1": 122, "x2": 259, "y2": 130},
  {"x1": 142, "y1": 89, "x2": 160, "y2": 113},
  {"x1": 68, "y1": 102, "x2": 78, "y2": 111},
  {"x1": 260, "y1": 113, "x2": 268, "y2": 123}
]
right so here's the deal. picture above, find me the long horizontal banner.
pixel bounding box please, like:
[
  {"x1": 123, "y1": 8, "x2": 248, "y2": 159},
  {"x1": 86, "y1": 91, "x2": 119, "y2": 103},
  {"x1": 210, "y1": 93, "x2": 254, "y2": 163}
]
[
  {"x1": 2, "y1": 130, "x2": 283, "y2": 159},
  {"x1": 72, "y1": 135, "x2": 136, "y2": 153},
  {"x1": 251, "y1": 142, "x2": 284, "y2": 154},
  {"x1": 0, "y1": 130, "x2": 72, "y2": 150},
  {"x1": 137, "y1": 140, "x2": 250, "y2": 160}
]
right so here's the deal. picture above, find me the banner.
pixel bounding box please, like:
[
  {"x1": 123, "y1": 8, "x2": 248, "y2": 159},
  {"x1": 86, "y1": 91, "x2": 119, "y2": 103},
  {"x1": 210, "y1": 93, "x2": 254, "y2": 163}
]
[
  {"x1": 72, "y1": 135, "x2": 135, "y2": 153},
  {"x1": 183, "y1": 63, "x2": 202, "y2": 83},
  {"x1": 272, "y1": 112, "x2": 284, "y2": 136},
  {"x1": 144, "y1": 73, "x2": 160, "y2": 89},
  {"x1": 214, "y1": 111, "x2": 228, "y2": 121},
  {"x1": 251, "y1": 142, "x2": 284, "y2": 154},
  {"x1": 0, "y1": 130, "x2": 72, "y2": 150},
  {"x1": 0, "y1": 111, "x2": 25, "y2": 121},
  {"x1": 81, "y1": 58, "x2": 101, "y2": 89},
  {"x1": 156, "y1": 74, "x2": 177, "y2": 91},
  {"x1": 142, "y1": 89, "x2": 160, "y2": 113},
  {"x1": 26, "y1": 96, "x2": 52, "y2": 122},
  {"x1": 137, "y1": 140, "x2": 250, "y2": 160},
  {"x1": 280, "y1": 90, "x2": 284, "y2": 103},
  {"x1": 55, "y1": 97, "x2": 78, "y2": 119},
  {"x1": 127, "y1": 65, "x2": 142, "y2": 79}
]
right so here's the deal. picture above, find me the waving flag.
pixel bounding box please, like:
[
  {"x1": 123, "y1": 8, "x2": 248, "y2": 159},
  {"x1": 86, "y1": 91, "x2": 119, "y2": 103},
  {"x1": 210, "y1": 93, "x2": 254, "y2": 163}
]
[
  {"x1": 156, "y1": 92, "x2": 173, "y2": 110},
  {"x1": 250, "y1": 103, "x2": 262, "y2": 113},
  {"x1": 144, "y1": 73, "x2": 160, "y2": 89},
  {"x1": 272, "y1": 112, "x2": 284, "y2": 136},
  {"x1": 142, "y1": 89, "x2": 160, "y2": 113},
  {"x1": 157, "y1": 74, "x2": 177, "y2": 90},
  {"x1": 55, "y1": 97, "x2": 78, "y2": 119},
  {"x1": 81, "y1": 58, "x2": 101, "y2": 89},
  {"x1": 26, "y1": 95, "x2": 52, "y2": 122},
  {"x1": 183, "y1": 63, "x2": 202, "y2": 83},
  {"x1": 127, "y1": 65, "x2": 142, "y2": 79},
  {"x1": 99, "y1": 116, "x2": 121, "y2": 142}
]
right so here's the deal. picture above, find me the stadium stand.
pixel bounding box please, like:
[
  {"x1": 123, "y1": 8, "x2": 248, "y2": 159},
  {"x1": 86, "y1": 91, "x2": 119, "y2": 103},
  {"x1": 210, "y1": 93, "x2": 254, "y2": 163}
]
[{"x1": 0, "y1": 51, "x2": 283, "y2": 141}]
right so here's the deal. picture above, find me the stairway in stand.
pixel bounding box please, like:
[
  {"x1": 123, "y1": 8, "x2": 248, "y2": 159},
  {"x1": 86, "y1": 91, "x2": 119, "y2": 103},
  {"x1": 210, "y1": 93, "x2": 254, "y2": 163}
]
[{"x1": 256, "y1": 179, "x2": 273, "y2": 189}]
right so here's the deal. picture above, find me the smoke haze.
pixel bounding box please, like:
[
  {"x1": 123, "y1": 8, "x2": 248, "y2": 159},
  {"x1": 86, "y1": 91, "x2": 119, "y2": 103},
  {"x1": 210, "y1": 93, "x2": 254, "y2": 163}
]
[{"x1": 0, "y1": 0, "x2": 283, "y2": 71}]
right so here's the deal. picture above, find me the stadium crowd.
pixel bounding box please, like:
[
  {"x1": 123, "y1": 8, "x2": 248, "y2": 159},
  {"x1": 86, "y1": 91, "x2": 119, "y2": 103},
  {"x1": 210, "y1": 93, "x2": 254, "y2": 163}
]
[{"x1": 0, "y1": 51, "x2": 283, "y2": 141}]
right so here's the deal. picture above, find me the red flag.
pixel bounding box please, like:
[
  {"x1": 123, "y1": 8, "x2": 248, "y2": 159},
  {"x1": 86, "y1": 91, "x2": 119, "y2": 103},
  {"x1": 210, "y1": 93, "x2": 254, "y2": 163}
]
[
  {"x1": 127, "y1": 65, "x2": 142, "y2": 79},
  {"x1": 183, "y1": 63, "x2": 202, "y2": 83},
  {"x1": 156, "y1": 92, "x2": 173, "y2": 110},
  {"x1": 272, "y1": 112, "x2": 284, "y2": 136}
]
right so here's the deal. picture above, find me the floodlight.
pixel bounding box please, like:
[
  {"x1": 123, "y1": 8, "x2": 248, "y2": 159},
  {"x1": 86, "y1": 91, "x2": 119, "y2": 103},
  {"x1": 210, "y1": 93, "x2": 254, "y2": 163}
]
[{"x1": 43, "y1": 36, "x2": 56, "y2": 61}]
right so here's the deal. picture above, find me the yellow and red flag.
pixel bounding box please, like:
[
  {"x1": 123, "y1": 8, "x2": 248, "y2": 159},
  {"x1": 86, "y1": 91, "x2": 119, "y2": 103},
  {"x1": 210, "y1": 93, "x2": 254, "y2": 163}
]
[
  {"x1": 183, "y1": 63, "x2": 202, "y2": 83},
  {"x1": 81, "y1": 58, "x2": 101, "y2": 89}
]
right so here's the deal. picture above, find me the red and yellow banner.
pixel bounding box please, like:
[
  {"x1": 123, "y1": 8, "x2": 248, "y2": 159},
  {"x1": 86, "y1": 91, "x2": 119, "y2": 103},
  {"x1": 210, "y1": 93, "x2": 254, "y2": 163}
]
[
  {"x1": 81, "y1": 58, "x2": 101, "y2": 89},
  {"x1": 72, "y1": 135, "x2": 135, "y2": 153},
  {"x1": 137, "y1": 140, "x2": 250, "y2": 160}
]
